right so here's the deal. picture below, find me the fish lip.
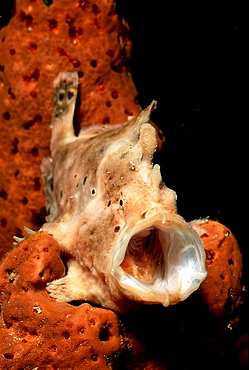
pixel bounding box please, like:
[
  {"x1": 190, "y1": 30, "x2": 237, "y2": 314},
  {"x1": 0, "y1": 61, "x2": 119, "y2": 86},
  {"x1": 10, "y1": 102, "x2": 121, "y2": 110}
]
[{"x1": 111, "y1": 212, "x2": 207, "y2": 306}]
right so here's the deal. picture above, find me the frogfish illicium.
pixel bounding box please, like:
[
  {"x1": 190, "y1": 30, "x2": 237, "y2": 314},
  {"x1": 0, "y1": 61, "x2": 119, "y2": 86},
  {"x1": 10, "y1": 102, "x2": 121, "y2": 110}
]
[{"x1": 41, "y1": 72, "x2": 207, "y2": 313}]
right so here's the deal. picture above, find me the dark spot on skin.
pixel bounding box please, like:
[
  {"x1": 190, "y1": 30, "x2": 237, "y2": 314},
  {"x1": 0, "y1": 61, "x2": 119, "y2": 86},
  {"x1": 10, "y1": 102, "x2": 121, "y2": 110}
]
[
  {"x1": 91, "y1": 188, "x2": 96, "y2": 195},
  {"x1": 106, "y1": 101, "x2": 112, "y2": 107},
  {"x1": 78, "y1": 71, "x2": 84, "y2": 78},
  {"x1": 68, "y1": 91, "x2": 74, "y2": 99},
  {"x1": 83, "y1": 176, "x2": 87, "y2": 185},
  {"x1": 90, "y1": 228, "x2": 96, "y2": 235},
  {"x1": 48, "y1": 178, "x2": 53, "y2": 191},
  {"x1": 120, "y1": 151, "x2": 128, "y2": 160},
  {"x1": 220, "y1": 274, "x2": 225, "y2": 280},
  {"x1": 59, "y1": 92, "x2": 65, "y2": 101},
  {"x1": 15, "y1": 170, "x2": 20, "y2": 179},
  {"x1": 228, "y1": 259, "x2": 234, "y2": 265},
  {"x1": 114, "y1": 226, "x2": 120, "y2": 233},
  {"x1": 107, "y1": 200, "x2": 111, "y2": 207},
  {"x1": 99, "y1": 146, "x2": 106, "y2": 154},
  {"x1": 0, "y1": 65, "x2": 4, "y2": 72},
  {"x1": 10, "y1": 49, "x2": 16, "y2": 55},
  {"x1": 119, "y1": 199, "x2": 123, "y2": 206},
  {"x1": 60, "y1": 190, "x2": 63, "y2": 198}
]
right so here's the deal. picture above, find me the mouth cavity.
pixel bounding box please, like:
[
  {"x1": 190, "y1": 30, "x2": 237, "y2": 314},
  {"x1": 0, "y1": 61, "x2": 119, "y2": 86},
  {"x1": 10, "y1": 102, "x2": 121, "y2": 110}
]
[
  {"x1": 120, "y1": 228, "x2": 165, "y2": 284},
  {"x1": 112, "y1": 222, "x2": 207, "y2": 306}
]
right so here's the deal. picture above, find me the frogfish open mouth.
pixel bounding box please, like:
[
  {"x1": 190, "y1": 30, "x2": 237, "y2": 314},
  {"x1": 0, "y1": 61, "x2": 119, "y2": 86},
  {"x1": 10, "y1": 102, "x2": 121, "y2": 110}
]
[{"x1": 41, "y1": 72, "x2": 207, "y2": 313}]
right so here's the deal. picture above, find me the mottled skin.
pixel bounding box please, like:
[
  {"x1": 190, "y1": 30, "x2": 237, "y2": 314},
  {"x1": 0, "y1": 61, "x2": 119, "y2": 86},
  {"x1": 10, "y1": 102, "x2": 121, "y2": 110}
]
[{"x1": 42, "y1": 73, "x2": 207, "y2": 313}]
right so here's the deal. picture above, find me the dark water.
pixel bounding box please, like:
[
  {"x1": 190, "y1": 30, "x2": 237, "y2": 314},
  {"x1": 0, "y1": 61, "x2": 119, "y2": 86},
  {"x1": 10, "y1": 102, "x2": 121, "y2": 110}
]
[{"x1": 1, "y1": 1, "x2": 247, "y2": 368}]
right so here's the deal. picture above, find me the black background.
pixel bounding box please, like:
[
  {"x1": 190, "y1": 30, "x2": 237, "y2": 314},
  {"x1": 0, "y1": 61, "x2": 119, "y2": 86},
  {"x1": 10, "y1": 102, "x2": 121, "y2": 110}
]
[{"x1": 1, "y1": 1, "x2": 248, "y2": 367}]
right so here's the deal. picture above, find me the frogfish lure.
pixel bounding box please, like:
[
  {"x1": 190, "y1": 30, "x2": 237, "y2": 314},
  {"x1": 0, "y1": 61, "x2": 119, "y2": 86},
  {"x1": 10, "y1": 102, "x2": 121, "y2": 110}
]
[{"x1": 41, "y1": 72, "x2": 207, "y2": 313}]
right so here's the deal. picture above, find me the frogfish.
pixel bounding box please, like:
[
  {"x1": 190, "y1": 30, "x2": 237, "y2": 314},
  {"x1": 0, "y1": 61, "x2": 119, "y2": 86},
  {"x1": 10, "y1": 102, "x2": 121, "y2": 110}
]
[{"x1": 41, "y1": 72, "x2": 207, "y2": 313}]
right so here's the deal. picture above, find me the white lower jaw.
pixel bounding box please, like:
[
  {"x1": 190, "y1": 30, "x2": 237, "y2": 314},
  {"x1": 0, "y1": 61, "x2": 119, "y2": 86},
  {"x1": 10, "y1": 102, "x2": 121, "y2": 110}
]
[{"x1": 111, "y1": 213, "x2": 207, "y2": 306}]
